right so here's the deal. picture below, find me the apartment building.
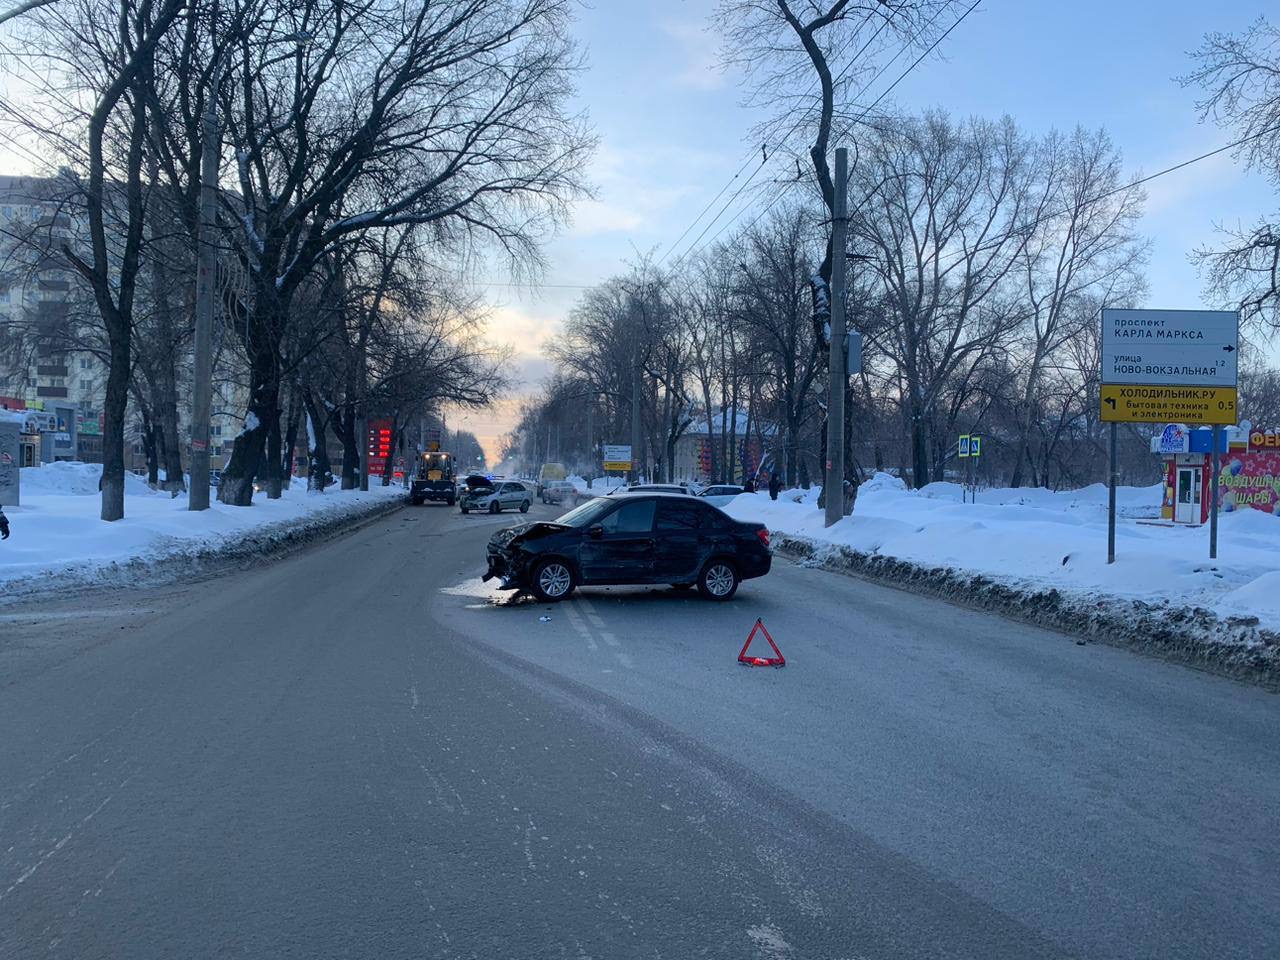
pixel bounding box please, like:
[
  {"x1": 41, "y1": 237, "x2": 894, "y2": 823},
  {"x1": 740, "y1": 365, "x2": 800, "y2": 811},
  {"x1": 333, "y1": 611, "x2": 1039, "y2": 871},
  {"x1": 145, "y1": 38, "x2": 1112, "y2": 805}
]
[
  {"x1": 0, "y1": 175, "x2": 106, "y2": 461},
  {"x1": 0, "y1": 174, "x2": 255, "y2": 472}
]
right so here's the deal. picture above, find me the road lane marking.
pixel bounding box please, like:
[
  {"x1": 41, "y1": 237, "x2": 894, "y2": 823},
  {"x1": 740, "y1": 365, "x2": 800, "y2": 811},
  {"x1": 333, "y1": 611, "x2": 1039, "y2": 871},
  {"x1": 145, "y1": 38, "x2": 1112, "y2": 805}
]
[{"x1": 563, "y1": 605, "x2": 598, "y2": 651}]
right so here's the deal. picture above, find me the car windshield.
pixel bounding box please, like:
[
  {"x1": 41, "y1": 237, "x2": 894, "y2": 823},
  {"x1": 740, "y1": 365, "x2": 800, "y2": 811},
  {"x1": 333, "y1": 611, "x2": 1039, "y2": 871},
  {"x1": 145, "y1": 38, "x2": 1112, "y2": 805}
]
[{"x1": 555, "y1": 496, "x2": 613, "y2": 528}]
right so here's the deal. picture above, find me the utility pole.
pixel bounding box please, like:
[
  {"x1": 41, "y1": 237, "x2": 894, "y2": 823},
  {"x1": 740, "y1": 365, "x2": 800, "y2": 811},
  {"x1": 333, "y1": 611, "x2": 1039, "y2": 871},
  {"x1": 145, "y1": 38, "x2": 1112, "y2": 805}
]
[
  {"x1": 585, "y1": 395, "x2": 595, "y2": 484},
  {"x1": 189, "y1": 60, "x2": 222, "y2": 511},
  {"x1": 630, "y1": 347, "x2": 642, "y2": 483},
  {"x1": 824, "y1": 147, "x2": 849, "y2": 528}
]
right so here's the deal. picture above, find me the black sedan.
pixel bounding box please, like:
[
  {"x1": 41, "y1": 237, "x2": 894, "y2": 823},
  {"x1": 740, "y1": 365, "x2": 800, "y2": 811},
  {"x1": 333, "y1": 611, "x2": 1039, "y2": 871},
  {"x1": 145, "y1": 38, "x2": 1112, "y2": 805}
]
[{"x1": 482, "y1": 493, "x2": 771, "y2": 602}]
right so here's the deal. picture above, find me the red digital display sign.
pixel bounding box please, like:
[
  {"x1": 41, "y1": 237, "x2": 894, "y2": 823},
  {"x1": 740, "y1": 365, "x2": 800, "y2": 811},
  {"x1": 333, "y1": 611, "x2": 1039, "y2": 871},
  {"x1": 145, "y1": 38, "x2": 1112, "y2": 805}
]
[{"x1": 366, "y1": 418, "x2": 393, "y2": 475}]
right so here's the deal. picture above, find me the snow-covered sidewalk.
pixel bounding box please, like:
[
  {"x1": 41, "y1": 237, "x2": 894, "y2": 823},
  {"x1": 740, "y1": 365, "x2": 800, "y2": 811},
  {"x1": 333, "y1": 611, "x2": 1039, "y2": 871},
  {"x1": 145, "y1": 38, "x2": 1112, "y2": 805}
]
[
  {"x1": 1, "y1": 463, "x2": 403, "y2": 598},
  {"x1": 723, "y1": 473, "x2": 1280, "y2": 679}
]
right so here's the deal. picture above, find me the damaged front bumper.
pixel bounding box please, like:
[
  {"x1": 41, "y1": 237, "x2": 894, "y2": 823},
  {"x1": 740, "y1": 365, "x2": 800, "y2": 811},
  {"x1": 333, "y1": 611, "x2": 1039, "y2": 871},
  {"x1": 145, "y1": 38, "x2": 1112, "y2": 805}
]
[{"x1": 482, "y1": 549, "x2": 527, "y2": 590}]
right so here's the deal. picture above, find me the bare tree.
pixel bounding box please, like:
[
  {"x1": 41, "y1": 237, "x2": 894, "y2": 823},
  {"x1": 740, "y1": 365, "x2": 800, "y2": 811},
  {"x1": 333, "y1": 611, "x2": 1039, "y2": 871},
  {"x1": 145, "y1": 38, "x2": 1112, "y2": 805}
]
[
  {"x1": 145, "y1": 0, "x2": 592, "y2": 505},
  {"x1": 851, "y1": 111, "x2": 1037, "y2": 486},
  {"x1": 713, "y1": 1, "x2": 956, "y2": 295},
  {"x1": 1007, "y1": 126, "x2": 1147, "y2": 487},
  {"x1": 5, "y1": 0, "x2": 187, "y2": 519},
  {"x1": 731, "y1": 204, "x2": 824, "y2": 485},
  {"x1": 1184, "y1": 16, "x2": 1280, "y2": 329}
]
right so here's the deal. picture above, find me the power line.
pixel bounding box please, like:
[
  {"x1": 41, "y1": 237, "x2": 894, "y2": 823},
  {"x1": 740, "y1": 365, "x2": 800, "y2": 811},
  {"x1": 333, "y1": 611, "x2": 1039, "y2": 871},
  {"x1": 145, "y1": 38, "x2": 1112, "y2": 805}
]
[
  {"x1": 681, "y1": 0, "x2": 973, "y2": 262},
  {"x1": 657, "y1": 5, "x2": 898, "y2": 268},
  {"x1": 920, "y1": 118, "x2": 1280, "y2": 275}
]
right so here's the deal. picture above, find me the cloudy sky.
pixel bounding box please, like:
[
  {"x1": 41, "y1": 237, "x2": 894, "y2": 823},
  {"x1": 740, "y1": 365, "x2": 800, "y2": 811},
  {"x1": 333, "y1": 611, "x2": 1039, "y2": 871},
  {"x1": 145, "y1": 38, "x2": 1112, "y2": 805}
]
[{"x1": 3, "y1": 1, "x2": 1273, "y2": 463}]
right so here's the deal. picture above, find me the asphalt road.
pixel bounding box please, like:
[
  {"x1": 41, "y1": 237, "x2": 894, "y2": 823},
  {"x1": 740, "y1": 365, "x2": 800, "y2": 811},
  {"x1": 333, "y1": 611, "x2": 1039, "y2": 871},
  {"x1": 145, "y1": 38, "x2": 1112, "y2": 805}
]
[{"x1": 1, "y1": 497, "x2": 1277, "y2": 959}]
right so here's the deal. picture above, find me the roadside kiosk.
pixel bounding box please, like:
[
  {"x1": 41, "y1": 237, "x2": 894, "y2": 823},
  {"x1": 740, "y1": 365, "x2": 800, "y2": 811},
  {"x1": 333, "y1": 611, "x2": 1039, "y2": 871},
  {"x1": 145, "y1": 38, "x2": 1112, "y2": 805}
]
[{"x1": 1150, "y1": 422, "x2": 1276, "y2": 524}]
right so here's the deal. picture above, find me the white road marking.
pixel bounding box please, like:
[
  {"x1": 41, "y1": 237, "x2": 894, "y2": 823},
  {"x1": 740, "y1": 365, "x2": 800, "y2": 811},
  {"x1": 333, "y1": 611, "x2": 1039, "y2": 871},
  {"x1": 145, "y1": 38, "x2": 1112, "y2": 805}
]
[{"x1": 563, "y1": 605, "x2": 598, "y2": 651}]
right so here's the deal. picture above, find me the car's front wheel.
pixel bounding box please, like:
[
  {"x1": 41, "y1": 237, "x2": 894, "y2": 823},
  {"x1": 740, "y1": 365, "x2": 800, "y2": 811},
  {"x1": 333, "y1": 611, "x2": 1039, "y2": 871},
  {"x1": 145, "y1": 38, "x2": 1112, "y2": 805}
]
[
  {"x1": 520, "y1": 500, "x2": 530, "y2": 513},
  {"x1": 697, "y1": 559, "x2": 739, "y2": 601},
  {"x1": 489, "y1": 500, "x2": 501, "y2": 514},
  {"x1": 531, "y1": 559, "x2": 575, "y2": 602}
]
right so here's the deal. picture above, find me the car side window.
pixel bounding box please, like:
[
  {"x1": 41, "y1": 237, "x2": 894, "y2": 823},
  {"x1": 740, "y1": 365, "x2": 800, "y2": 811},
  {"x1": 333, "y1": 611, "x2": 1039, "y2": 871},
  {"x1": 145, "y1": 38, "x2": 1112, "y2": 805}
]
[
  {"x1": 600, "y1": 499, "x2": 656, "y2": 533},
  {"x1": 700, "y1": 504, "x2": 732, "y2": 529},
  {"x1": 656, "y1": 500, "x2": 703, "y2": 531}
]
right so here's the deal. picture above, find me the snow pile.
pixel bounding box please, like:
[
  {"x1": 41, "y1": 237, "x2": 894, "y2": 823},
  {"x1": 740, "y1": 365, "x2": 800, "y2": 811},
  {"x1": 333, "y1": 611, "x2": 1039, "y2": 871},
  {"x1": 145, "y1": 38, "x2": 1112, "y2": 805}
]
[
  {"x1": 725, "y1": 473, "x2": 1280, "y2": 633},
  {"x1": 1, "y1": 469, "x2": 403, "y2": 598},
  {"x1": 17, "y1": 461, "x2": 160, "y2": 498},
  {"x1": 566, "y1": 474, "x2": 627, "y2": 494}
]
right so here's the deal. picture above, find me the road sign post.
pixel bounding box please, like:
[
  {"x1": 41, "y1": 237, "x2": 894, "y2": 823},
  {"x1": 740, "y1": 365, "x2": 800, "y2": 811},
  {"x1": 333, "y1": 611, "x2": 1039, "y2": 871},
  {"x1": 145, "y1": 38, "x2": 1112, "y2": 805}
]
[
  {"x1": 602, "y1": 444, "x2": 632, "y2": 474},
  {"x1": 1100, "y1": 308, "x2": 1239, "y2": 560},
  {"x1": 969, "y1": 436, "x2": 981, "y2": 503},
  {"x1": 1108, "y1": 422, "x2": 1117, "y2": 565},
  {"x1": 1211, "y1": 424, "x2": 1221, "y2": 560}
]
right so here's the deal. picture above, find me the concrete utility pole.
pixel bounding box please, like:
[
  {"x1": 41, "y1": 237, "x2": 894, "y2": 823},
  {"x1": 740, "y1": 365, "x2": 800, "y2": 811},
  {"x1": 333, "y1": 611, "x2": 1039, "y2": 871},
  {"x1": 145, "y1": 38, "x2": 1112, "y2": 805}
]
[
  {"x1": 824, "y1": 147, "x2": 849, "y2": 528},
  {"x1": 585, "y1": 396, "x2": 594, "y2": 483},
  {"x1": 189, "y1": 60, "x2": 223, "y2": 511},
  {"x1": 630, "y1": 362, "x2": 641, "y2": 483}
]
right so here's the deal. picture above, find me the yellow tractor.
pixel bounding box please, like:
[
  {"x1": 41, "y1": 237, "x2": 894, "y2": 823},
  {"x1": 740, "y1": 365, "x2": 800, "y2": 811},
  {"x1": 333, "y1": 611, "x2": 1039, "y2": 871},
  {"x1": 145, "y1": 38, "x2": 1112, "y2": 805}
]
[{"x1": 409, "y1": 450, "x2": 457, "y2": 505}]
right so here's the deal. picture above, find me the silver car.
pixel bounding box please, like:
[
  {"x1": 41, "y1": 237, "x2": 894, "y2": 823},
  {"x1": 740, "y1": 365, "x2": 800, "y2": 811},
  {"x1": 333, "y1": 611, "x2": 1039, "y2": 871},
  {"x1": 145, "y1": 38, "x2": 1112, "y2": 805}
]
[
  {"x1": 460, "y1": 480, "x2": 532, "y2": 514},
  {"x1": 698, "y1": 484, "x2": 745, "y2": 507}
]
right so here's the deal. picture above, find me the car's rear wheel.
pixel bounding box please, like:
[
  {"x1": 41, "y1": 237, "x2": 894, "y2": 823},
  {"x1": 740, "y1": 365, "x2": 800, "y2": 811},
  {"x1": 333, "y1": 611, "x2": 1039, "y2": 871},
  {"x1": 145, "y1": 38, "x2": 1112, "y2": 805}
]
[
  {"x1": 520, "y1": 500, "x2": 530, "y2": 513},
  {"x1": 531, "y1": 559, "x2": 575, "y2": 602},
  {"x1": 697, "y1": 560, "x2": 739, "y2": 601},
  {"x1": 489, "y1": 500, "x2": 500, "y2": 514}
]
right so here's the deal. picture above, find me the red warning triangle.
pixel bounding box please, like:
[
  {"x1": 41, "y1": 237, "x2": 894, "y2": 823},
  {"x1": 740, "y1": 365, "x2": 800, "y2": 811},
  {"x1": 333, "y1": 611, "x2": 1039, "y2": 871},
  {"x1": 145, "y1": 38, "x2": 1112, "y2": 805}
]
[{"x1": 738, "y1": 618, "x2": 785, "y2": 667}]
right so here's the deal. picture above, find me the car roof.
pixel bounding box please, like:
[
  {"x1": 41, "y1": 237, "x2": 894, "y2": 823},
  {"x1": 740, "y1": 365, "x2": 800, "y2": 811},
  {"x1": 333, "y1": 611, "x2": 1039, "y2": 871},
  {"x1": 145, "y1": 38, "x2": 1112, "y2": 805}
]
[{"x1": 608, "y1": 490, "x2": 703, "y2": 499}]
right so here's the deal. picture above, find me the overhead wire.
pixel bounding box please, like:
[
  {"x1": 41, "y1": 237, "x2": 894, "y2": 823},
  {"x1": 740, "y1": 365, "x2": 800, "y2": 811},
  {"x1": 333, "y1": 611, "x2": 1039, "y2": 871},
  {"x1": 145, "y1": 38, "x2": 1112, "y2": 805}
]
[
  {"x1": 657, "y1": 4, "x2": 899, "y2": 267},
  {"x1": 916, "y1": 117, "x2": 1280, "y2": 277},
  {"x1": 690, "y1": 0, "x2": 981, "y2": 257}
]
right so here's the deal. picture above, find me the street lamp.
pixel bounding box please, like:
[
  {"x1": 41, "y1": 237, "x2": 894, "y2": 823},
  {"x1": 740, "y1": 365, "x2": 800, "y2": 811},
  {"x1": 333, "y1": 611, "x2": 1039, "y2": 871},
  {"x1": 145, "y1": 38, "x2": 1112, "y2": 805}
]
[{"x1": 189, "y1": 30, "x2": 313, "y2": 511}]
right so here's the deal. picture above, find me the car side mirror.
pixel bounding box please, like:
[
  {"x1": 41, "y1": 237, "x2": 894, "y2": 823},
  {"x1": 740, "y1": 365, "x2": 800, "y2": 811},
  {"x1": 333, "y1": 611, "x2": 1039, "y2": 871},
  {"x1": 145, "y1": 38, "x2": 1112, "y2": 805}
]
[{"x1": 588, "y1": 524, "x2": 604, "y2": 539}]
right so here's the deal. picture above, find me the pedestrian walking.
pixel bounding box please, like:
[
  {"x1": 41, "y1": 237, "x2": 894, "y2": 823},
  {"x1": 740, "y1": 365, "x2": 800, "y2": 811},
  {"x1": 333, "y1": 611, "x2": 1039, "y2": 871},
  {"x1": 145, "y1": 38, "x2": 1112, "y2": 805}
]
[
  {"x1": 0, "y1": 506, "x2": 9, "y2": 540},
  {"x1": 768, "y1": 471, "x2": 781, "y2": 501}
]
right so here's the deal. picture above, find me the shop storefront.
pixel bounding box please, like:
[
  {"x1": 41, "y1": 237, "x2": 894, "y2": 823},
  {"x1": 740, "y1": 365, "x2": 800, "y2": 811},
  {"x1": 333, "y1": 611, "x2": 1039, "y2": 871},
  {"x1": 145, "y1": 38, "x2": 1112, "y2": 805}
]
[{"x1": 1153, "y1": 423, "x2": 1280, "y2": 524}]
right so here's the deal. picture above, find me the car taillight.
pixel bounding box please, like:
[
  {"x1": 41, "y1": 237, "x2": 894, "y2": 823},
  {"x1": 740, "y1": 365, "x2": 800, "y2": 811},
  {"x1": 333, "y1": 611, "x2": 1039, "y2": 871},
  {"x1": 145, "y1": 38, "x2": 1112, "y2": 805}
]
[{"x1": 756, "y1": 528, "x2": 770, "y2": 548}]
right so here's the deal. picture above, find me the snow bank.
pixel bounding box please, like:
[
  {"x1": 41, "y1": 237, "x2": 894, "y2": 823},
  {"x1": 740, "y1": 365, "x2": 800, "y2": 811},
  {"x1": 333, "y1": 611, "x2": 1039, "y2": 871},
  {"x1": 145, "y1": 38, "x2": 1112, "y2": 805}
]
[
  {"x1": 725, "y1": 472, "x2": 1280, "y2": 646},
  {"x1": 566, "y1": 474, "x2": 626, "y2": 493},
  {"x1": 1, "y1": 470, "x2": 403, "y2": 599},
  {"x1": 17, "y1": 461, "x2": 159, "y2": 498}
]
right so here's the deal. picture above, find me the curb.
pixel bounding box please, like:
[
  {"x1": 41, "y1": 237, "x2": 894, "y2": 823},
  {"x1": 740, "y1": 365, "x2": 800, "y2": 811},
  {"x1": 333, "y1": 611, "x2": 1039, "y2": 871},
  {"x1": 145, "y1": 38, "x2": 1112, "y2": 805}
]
[
  {"x1": 773, "y1": 533, "x2": 1280, "y2": 690},
  {"x1": 0, "y1": 492, "x2": 405, "y2": 606}
]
